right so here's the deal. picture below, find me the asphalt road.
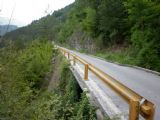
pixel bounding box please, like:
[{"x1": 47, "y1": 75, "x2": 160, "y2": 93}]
[{"x1": 68, "y1": 49, "x2": 160, "y2": 120}]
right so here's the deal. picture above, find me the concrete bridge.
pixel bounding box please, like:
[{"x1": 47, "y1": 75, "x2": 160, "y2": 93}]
[{"x1": 58, "y1": 47, "x2": 160, "y2": 120}]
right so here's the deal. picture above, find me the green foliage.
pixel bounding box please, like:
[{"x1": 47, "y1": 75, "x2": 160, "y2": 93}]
[
  {"x1": 93, "y1": 0, "x2": 160, "y2": 72},
  {"x1": 125, "y1": 0, "x2": 160, "y2": 71},
  {"x1": 97, "y1": 0, "x2": 127, "y2": 45},
  {"x1": 124, "y1": 0, "x2": 160, "y2": 28},
  {"x1": 24, "y1": 92, "x2": 63, "y2": 120},
  {"x1": 137, "y1": 42, "x2": 160, "y2": 70},
  {"x1": 0, "y1": 40, "x2": 53, "y2": 119},
  {"x1": 17, "y1": 40, "x2": 53, "y2": 89},
  {"x1": 1, "y1": 1, "x2": 159, "y2": 119},
  {"x1": 57, "y1": 57, "x2": 96, "y2": 120},
  {"x1": 24, "y1": 55, "x2": 96, "y2": 120},
  {"x1": 0, "y1": 40, "x2": 96, "y2": 119},
  {"x1": 95, "y1": 47, "x2": 136, "y2": 65},
  {"x1": 73, "y1": 93, "x2": 96, "y2": 120},
  {"x1": 81, "y1": 7, "x2": 97, "y2": 36},
  {"x1": 131, "y1": 29, "x2": 160, "y2": 70}
]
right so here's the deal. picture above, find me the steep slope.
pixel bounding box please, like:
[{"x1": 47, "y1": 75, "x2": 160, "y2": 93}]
[{"x1": 0, "y1": 40, "x2": 96, "y2": 119}]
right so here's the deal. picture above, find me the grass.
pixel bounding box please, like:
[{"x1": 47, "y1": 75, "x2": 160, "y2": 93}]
[
  {"x1": 95, "y1": 51, "x2": 135, "y2": 65},
  {"x1": 94, "y1": 46, "x2": 137, "y2": 66}
]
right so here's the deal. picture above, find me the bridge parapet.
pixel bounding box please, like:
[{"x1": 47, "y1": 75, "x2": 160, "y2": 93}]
[{"x1": 58, "y1": 47, "x2": 155, "y2": 120}]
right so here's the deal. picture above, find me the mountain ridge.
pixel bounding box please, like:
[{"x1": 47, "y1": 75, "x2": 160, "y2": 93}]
[
  {"x1": 0, "y1": 25, "x2": 18, "y2": 36},
  {"x1": 0, "y1": 17, "x2": 25, "y2": 27}
]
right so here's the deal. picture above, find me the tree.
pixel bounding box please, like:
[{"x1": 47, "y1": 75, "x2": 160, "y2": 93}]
[
  {"x1": 81, "y1": 7, "x2": 97, "y2": 36},
  {"x1": 98, "y1": 0, "x2": 128, "y2": 45},
  {"x1": 125, "y1": 0, "x2": 160, "y2": 70}
]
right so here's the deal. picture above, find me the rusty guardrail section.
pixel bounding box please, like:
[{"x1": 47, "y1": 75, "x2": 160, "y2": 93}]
[{"x1": 58, "y1": 47, "x2": 155, "y2": 120}]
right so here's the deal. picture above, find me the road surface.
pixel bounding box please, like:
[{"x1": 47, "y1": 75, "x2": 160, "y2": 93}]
[{"x1": 68, "y1": 49, "x2": 160, "y2": 120}]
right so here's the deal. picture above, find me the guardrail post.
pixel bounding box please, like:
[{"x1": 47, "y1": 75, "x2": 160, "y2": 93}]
[
  {"x1": 73, "y1": 56, "x2": 76, "y2": 65},
  {"x1": 58, "y1": 47, "x2": 155, "y2": 120},
  {"x1": 68, "y1": 52, "x2": 70, "y2": 59},
  {"x1": 84, "y1": 64, "x2": 89, "y2": 80},
  {"x1": 140, "y1": 101, "x2": 155, "y2": 120},
  {"x1": 63, "y1": 51, "x2": 66, "y2": 56},
  {"x1": 129, "y1": 99, "x2": 140, "y2": 120}
]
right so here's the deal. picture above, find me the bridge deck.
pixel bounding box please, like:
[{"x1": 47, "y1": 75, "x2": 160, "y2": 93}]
[{"x1": 60, "y1": 48, "x2": 160, "y2": 120}]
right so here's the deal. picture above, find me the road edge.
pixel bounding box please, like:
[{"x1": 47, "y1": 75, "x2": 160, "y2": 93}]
[
  {"x1": 87, "y1": 54, "x2": 160, "y2": 76},
  {"x1": 57, "y1": 45, "x2": 160, "y2": 76}
]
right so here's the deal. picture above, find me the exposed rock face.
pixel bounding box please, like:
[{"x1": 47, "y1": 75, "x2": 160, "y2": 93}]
[{"x1": 69, "y1": 29, "x2": 97, "y2": 53}]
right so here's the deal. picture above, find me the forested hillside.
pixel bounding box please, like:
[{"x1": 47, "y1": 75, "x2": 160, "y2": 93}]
[{"x1": 3, "y1": 0, "x2": 160, "y2": 71}]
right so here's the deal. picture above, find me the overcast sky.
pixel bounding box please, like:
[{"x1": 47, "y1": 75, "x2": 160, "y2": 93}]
[{"x1": 0, "y1": 0, "x2": 75, "y2": 26}]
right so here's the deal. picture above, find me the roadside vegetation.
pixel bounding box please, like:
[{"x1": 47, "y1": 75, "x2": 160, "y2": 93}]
[
  {"x1": 94, "y1": 47, "x2": 136, "y2": 65},
  {"x1": 0, "y1": 40, "x2": 96, "y2": 120},
  {"x1": 1, "y1": 0, "x2": 158, "y2": 119}
]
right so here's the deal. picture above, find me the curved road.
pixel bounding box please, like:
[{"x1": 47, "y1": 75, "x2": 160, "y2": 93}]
[{"x1": 68, "y1": 49, "x2": 160, "y2": 119}]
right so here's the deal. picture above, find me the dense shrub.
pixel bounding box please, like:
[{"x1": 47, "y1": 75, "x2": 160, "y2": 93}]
[{"x1": 0, "y1": 40, "x2": 96, "y2": 119}]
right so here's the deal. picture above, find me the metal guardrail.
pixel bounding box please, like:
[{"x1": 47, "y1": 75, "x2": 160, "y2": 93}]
[{"x1": 58, "y1": 47, "x2": 155, "y2": 120}]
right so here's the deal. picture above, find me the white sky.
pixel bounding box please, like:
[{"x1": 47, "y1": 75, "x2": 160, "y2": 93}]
[{"x1": 0, "y1": 0, "x2": 75, "y2": 26}]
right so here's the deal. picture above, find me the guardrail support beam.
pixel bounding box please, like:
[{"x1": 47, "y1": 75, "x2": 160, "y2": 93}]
[
  {"x1": 140, "y1": 101, "x2": 155, "y2": 120},
  {"x1": 129, "y1": 99, "x2": 139, "y2": 120},
  {"x1": 64, "y1": 51, "x2": 66, "y2": 56},
  {"x1": 84, "y1": 64, "x2": 89, "y2": 80},
  {"x1": 58, "y1": 47, "x2": 155, "y2": 120},
  {"x1": 73, "y1": 56, "x2": 76, "y2": 65},
  {"x1": 68, "y1": 52, "x2": 70, "y2": 59}
]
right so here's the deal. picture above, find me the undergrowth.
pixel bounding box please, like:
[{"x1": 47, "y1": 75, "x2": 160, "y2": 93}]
[{"x1": 0, "y1": 40, "x2": 96, "y2": 120}]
